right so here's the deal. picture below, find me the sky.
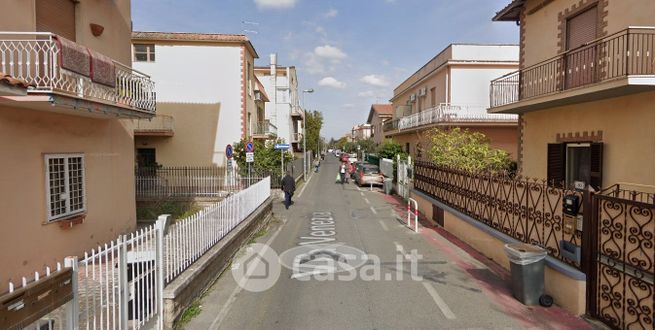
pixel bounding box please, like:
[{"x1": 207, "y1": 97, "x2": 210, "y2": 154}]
[{"x1": 132, "y1": 0, "x2": 519, "y2": 139}]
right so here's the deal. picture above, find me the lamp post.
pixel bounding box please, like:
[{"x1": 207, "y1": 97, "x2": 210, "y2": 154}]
[{"x1": 302, "y1": 88, "x2": 314, "y2": 178}]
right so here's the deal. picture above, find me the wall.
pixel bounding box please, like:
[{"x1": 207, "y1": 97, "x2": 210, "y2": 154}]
[
  {"x1": 449, "y1": 66, "x2": 517, "y2": 106},
  {"x1": 255, "y1": 68, "x2": 297, "y2": 145},
  {"x1": 134, "y1": 103, "x2": 221, "y2": 166},
  {"x1": 133, "y1": 43, "x2": 242, "y2": 166},
  {"x1": 0, "y1": 106, "x2": 136, "y2": 283},
  {"x1": 411, "y1": 191, "x2": 587, "y2": 315},
  {"x1": 0, "y1": 0, "x2": 132, "y2": 65},
  {"x1": 520, "y1": 91, "x2": 655, "y2": 186}
]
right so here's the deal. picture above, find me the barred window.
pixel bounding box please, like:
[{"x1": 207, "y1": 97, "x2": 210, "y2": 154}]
[{"x1": 45, "y1": 154, "x2": 86, "y2": 221}]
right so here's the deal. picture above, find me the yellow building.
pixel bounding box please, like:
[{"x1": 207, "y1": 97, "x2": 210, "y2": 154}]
[
  {"x1": 490, "y1": 0, "x2": 655, "y2": 191},
  {"x1": 386, "y1": 44, "x2": 520, "y2": 160},
  {"x1": 0, "y1": 0, "x2": 155, "y2": 282}
]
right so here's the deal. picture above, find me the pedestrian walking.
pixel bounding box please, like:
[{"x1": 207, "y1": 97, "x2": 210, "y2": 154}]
[
  {"x1": 281, "y1": 171, "x2": 296, "y2": 209},
  {"x1": 339, "y1": 162, "x2": 347, "y2": 184},
  {"x1": 314, "y1": 159, "x2": 320, "y2": 173}
]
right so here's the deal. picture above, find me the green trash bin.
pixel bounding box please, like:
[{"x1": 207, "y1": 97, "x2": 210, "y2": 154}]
[{"x1": 504, "y1": 243, "x2": 547, "y2": 305}]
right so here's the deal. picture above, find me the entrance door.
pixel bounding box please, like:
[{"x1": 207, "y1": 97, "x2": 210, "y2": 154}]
[
  {"x1": 136, "y1": 148, "x2": 156, "y2": 168},
  {"x1": 565, "y1": 6, "x2": 598, "y2": 89}
]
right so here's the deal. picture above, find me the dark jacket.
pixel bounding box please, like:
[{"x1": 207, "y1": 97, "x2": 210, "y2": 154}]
[{"x1": 281, "y1": 174, "x2": 296, "y2": 193}]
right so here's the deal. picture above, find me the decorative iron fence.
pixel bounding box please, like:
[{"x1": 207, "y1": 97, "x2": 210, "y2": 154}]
[
  {"x1": 1, "y1": 177, "x2": 272, "y2": 329},
  {"x1": 414, "y1": 161, "x2": 583, "y2": 267},
  {"x1": 590, "y1": 191, "x2": 654, "y2": 329},
  {"x1": 490, "y1": 27, "x2": 655, "y2": 108},
  {"x1": 0, "y1": 32, "x2": 156, "y2": 113}
]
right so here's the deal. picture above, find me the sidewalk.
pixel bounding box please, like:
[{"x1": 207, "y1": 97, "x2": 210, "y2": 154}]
[{"x1": 380, "y1": 193, "x2": 593, "y2": 329}]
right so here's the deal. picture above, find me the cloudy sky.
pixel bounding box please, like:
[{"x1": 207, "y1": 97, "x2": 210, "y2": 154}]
[{"x1": 132, "y1": 0, "x2": 519, "y2": 139}]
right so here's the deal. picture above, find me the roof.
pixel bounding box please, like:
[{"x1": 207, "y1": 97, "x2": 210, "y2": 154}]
[
  {"x1": 132, "y1": 31, "x2": 259, "y2": 58},
  {"x1": 366, "y1": 104, "x2": 393, "y2": 123},
  {"x1": 0, "y1": 72, "x2": 32, "y2": 88},
  {"x1": 493, "y1": 0, "x2": 524, "y2": 21}
]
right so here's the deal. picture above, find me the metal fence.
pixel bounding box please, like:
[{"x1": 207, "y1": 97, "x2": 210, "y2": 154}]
[
  {"x1": 414, "y1": 161, "x2": 583, "y2": 267},
  {"x1": 1, "y1": 177, "x2": 271, "y2": 329}
]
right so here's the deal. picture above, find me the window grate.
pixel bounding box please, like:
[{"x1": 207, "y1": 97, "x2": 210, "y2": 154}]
[{"x1": 45, "y1": 154, "x2": 86, "y2": 221}]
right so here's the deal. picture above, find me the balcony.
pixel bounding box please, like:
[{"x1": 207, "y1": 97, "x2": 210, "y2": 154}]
[
  {"x1": 383, "y1": 104, "x2": 517, "y2": 135},
  {"x1": 291, "y1": 132, "x2": 303, "y2": 143},
  {"x1": 0, "y1": 32, "x2": 155, "y2": 118},
  {"x1": 490, "y1": 27, "x2": 655, "y2": 113},
  {"x1": 134, "y1": 115, "x2": 174, "y2": 136},
  {"x1": 291, "y1": 106, "x2": 304, "y2": 118},
  {"x1": 252, "y1": 120, "x2": 277, "y2": 139}
]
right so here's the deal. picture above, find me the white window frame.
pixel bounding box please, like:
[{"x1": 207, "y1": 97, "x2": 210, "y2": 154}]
[
  {"x1": 565, "y1": 143, "x2": 591, "y2": 187},
  {"x1": 133, "y1": 44, "x2": 155, "y2": 62},
  {"x1": 45, "y1": 153, "x2": 86, "y2": 222}
]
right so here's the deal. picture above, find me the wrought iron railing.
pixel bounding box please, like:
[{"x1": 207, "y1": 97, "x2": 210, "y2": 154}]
[
  {"x1": 490, "y1": 27, "x2": 655, "y2": 108},
  {"x1": 134, "y1": 115, "x2": 174, "y2": 134},
  {"x1": 414, "y1": 161, "x2": 583, "y2": 267},
  {"x1": 0, "y1": 32, "x2": 156, "y2": 113},
  {"x1": 253, "y1": 120, "x2": 277, "y2": 136},
  {"x1": 383, "y1": 104, "x2": 517, "y2": 132}
]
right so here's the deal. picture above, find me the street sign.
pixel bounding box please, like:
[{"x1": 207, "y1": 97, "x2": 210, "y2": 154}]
[
  {"x1": 246, "y1": 152, "x2": 254, "y2": 163},
  {"x1": 274, "y1": 144, "x2": 290, "y2": 150},
  {"x1": 245, "y1": 142, "x2": 255, "y2": 153},
  {"x1": 226, "y1": 144, "x2": 234, "y2": 159}
]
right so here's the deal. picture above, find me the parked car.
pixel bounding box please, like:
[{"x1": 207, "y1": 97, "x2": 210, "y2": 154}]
[
  {"x1": 328, "y1": 148, "x2": 334, "y2": 153},
  {"x1": 335, "y1": 150, "x2": 342, "y2": 157},
  {"x1": 347, "y1": 156, "x2": 358, "y2": 164},
  {"x1": 357, "y1": 165, "x2": 384, "y2": 187},
  {"x1": 340, "y1": 153, "x2": 350, "y2": 162},
  {"x1": 352, "y1": 161, "x2": 368, "y2": 181}
]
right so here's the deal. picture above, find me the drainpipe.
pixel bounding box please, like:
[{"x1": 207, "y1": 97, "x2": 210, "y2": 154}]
[{"x1": 270, "y1": 53, "x2": 278, "y2": 140}]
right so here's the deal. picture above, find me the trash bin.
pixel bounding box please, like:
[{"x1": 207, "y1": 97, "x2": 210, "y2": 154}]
[
  {"x1": 504, "y1": 243, "x2": 547, "y2": 305},
  {"x1": 383, "y1": 178, "x2": 393, "y2": 194}
]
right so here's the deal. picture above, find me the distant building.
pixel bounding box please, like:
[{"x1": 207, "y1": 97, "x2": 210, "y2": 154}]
[
  {"x1": 366, "y1": 104, "x2": 393, "y2": 144},
  {"x1": 386, "y1": 44, "x2": 520, "y2": 160},
  {"x1": 255, "y1": 54, "x2": 304, "y2": 152},
  {"x1": 131, "y1": 31, "x2": 262, "y2": 166},
  {"x1": 0, "y1": 0, "x2": 155, "y2": 282},
  {"x1": 351, "y1": 124, "x2": 372, "y2": 141}
]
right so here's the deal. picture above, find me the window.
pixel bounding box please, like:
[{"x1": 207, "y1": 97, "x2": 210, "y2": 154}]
[
  {"x1": 45, "y1": 154, "x2": 85, "y2": 221},
  {"x1": 134, "y1": 44, "x2": 155, "y2": 62},
  {"x1": 547, "y1": 142, "x2": 603, "y2": 190},
  {"x1": 430, "y1": 87, "x2": 436, "y2": 107}
]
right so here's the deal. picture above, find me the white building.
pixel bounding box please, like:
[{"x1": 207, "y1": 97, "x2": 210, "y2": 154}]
[
  {"x1": 131, "y1": 32, "x2": 261, "y2": 166},
  {"x1": 255, "y1": 54, "x2": 304, "y2": 152}
]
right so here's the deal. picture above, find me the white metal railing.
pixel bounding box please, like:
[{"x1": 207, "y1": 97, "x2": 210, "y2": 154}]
[
  {"x1": 1, "y1": 177, "x2": 271, "y2": 329},
  {"x1": 396, "y1": 103, "x2": 517, "y2": 131},
  {"x1": 0, "y1": 32, "x2": 156, "y2": 113},
  {"x1": 164, "y1": 176, "x2": 271, "y2": 283},
  {"x1": 253, "y1": 120, "x2": 278, "y2": 136}
]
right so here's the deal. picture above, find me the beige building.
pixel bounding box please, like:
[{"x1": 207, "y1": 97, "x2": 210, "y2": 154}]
[
  {"x1": 366, "y1": 104, "x2": 393, "y2": 145},
  {"x1": 386, "y1": 44, "x2": 520, "y2": 160},
  {"x1": 0, "y1": 0, "x2": 155, "y2": 282},
  {"x1": 131, "y1": 32, "x2": 262, "y2": 167},
  {"x1": 351, "y1": 124, "x2": 372, "y2": 141},
  {"x1": 490, "y1": 0, "x2": 655, "y2": 191}
]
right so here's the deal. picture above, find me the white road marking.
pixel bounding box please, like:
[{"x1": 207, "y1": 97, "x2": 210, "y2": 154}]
[
  {"x1": 360, "y1": 192, "x2": 365, "y2": 196},
  {"x1": 209, "y1": 221, "x2": 286, "y2": 330},
  {"x1": 422, "y1": 282, "x2": 457, "y2": 320},
  {"x1": 370, "y1": 206, "x2": 378, "y2": 215},
  {"x1": 393, "y1": 241, "x2": 411, "y2": 260},
  {"x1": 363, "y1": 198, "x2": 370, "y2": 205},
  {"x1": 297, "y1": 173, "x2": 313, "y2": 198},
  {"x1": 357, "y1": 186, "x2": 362, "y2": 191},
  {"x1": 378, "y1": 220, "x2": 388, "y2": 231}
]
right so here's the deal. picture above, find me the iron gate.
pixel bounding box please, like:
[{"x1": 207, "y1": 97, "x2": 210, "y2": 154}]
[
  {"x1": 590, "y1": 192, "x2": 654, "y2": 329},
  {"x1": 397, "y1": 157, "x2": 411, "y2": 200}
]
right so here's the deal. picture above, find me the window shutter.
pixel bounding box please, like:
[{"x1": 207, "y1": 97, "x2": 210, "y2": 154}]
[
  {"x1": 590, "y1": 142, "x2": 603, "y2": 191},
  {"x1": 547, "y1": 143, "x2": 565, "y2": 187},
  {"x1": 566, "y1": 6, "x2": 598, "y2": 50},
  {"x1": 36, "y1": 0, "x2": 76, "y2": 41}
]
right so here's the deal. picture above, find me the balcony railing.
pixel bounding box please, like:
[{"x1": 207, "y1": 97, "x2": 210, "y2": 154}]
[
  {"x1": 252, "y1": 120, "x2": 277, "y2": 137},
  {"x1": 0, "y1": 32, "x2": 156, "y2": 114},
  {"x1": 383, "y1": 104, "x2": 517, "y2": 132},
  {"x1": 490, "y1": 27, "x2": 655, "y2": 108},
  {"x1": 134, "y1": 115, "x2": 174, "y2": 136}
]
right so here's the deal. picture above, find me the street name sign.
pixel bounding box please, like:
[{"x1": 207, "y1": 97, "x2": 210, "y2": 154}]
[{"x1": 274, "y1": 144, "x2": 290, "y2": 150}]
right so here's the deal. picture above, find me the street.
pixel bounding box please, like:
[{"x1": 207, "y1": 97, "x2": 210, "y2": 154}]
[{"x1": 187, "y1": 156, "x2": 590, "y2": 330}]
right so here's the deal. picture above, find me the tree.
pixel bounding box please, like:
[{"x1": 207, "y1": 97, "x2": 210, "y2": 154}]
[
  {"x1": 357, "y1": 138, "x2": 376, "y2": 154},
  {"x1": 305, "y1": 110, "x2": 324, "y2": 156},
  {"x1": 232, "y1": 138, "x2": 294, "y2": 176},
  {"x1": 426, "y1": 127, "x2": 511, "y2": 173},
  {"x1": 377, "y1": 139, "x2": 407, "y2": 160}
]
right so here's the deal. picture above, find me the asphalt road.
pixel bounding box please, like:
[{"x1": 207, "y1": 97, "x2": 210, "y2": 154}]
[{"x1": 186, "y1": 156, "x2": 587, "y2": 330}]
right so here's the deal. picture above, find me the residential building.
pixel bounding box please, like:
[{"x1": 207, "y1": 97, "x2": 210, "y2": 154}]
[
  {"x1": 385, "y1": 44, "x2": 520, "y2": 159},
  {"x1": 351, "y1": 124, "x2": 372, "y2": 141},
  {"x1": 131, "y1": 32, "x2": 261, "y2": 167},
  {"x1": 490, "y1": 0, "x2": 655, "y2": 190},
  {"x1": 254, "y1": 54, "x2": 304, "y2": 152},
  {"x1": 0, "y1": 0, "x2": 155, "y2": 282},
  {"x1": 366, "y1": 104, "x2": 393, "y2": 145}
]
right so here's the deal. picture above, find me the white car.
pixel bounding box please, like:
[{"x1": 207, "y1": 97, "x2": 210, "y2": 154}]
[
  {"x1": 348, "y1": 156, "x2": 358, "y2": 163},
  {"x1": 328, "y1": 148, "x2": 334, "y2": 153}
]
